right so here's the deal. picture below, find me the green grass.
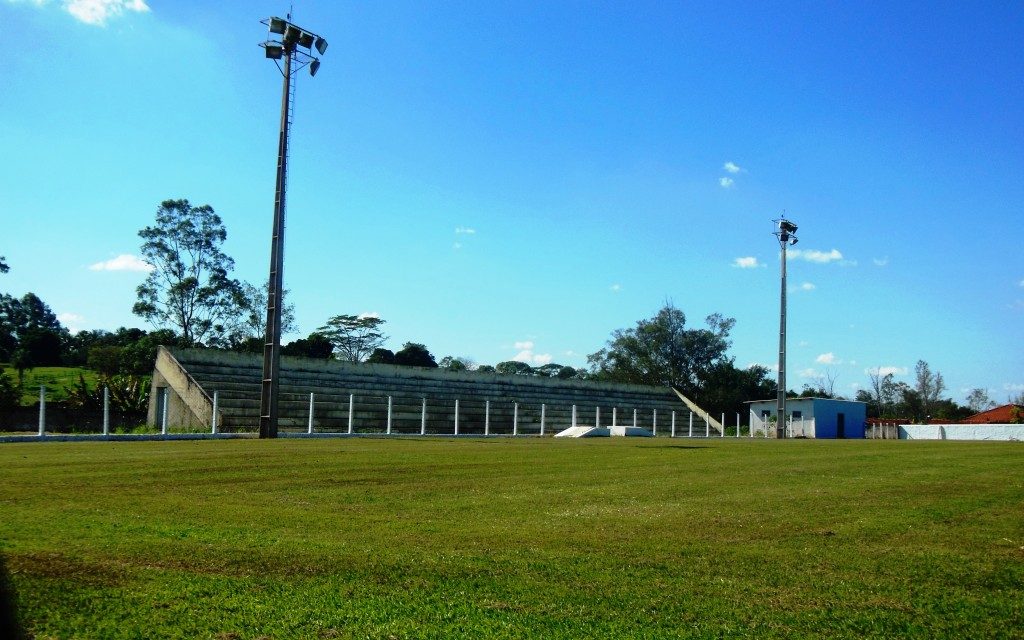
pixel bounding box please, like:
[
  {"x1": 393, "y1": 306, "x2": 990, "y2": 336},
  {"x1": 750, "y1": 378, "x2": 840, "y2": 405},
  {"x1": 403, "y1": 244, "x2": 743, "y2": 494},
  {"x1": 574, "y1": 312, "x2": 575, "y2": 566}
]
[
  {"x1": 0, "y1": 365, "x2": 99, "y2": 405},
  {"x1": 0, "y1": 439, "x2": 1021, "y2": 638}
]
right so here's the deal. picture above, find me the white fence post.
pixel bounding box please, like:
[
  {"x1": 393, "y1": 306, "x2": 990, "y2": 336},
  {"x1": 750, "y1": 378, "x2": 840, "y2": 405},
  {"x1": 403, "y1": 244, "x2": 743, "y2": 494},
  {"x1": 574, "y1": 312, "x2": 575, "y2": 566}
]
[
  {"x1": 736, "y1": 412, "x2": 740, "y2": 438},
  {"x1": 750, "y1": 410, "x2": 755, "y2": 438},
  {"x1": 572, "y1": 404, "x2": 577, "y2": 429},
  {"x1": 454, "y1": 399, "x2": 460, "y2": 435},
  {"x1": 721, "y1": 413, "x2": 725, "y2": 438},
  {"x1": 308, "y1": 393, "x2": 315, "y2": 434},
  {"x1": 653, "y1": 409, "x2": 657, "y2": 436},
  {"x1": 485, "y1": 400, "x2": 490, "y2": 436},
  {"x1": 689, "y1": 412, "x2": 693, "y2": 437},
  {"x1": 420, "y1": 397, "x2": 427, "y2": 435},
  {"x1": 102, "y1": 386, "x2": 110, "y2": 436},
  {"x1": 161, "y1": 388, "x2": 169, "y2": 435},
  {"x1": 38, "y1": 385, "x2": 46, "y2": 437},
  {"x1": 671, "y1": 410, "x2": 676, "y2": 438},
  {"x1": 705, "y1": 414, "x2": 709, "y2": 438},
  {"x1": 348, "y1": 394, "x2": 355, "y2": 434},
  {"x1": 386, "y1": 395, "x2": 393, "y2": 435},
  {"x1": 612, "y1": 407, "x2": 618, "y2": 427},
  {"x1": 513, "y1": 402, "x2": 519, "y2": 436},
  {"x1": 595, "y1": 406, "x2": 600, "y2": 428},
  {"x1": 632, "y1": 408, "x2": 637, "y2": 428},
  {"x1": 540, "y1": 403, "x2": 546, "y2": 435},
  {"x1": 211, "y1": 390, "x2": 219, "y2": 434}
]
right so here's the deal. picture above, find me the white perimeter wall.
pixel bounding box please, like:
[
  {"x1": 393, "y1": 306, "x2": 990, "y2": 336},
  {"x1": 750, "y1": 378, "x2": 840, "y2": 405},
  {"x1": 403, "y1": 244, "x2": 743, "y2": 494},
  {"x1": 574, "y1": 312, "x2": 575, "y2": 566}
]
[{"x1": 899, "y1": 424, "x2": 1024, "y2": 441}]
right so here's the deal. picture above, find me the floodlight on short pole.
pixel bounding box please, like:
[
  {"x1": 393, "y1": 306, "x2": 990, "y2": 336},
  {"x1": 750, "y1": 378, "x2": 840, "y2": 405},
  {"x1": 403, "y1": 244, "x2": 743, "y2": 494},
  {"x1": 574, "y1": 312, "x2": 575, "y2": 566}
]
[{"x1": 257, "y1": 16, "x2": 327, "y2": 439}]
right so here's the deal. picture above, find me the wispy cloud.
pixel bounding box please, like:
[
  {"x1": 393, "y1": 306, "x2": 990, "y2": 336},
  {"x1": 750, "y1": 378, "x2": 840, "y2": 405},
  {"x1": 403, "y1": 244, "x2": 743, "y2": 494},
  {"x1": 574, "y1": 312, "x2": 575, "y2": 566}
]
[
  {"x1": 799, "y1": 368, "x2": 819, "y2": 378},
  {"x1": 723, "y1": 161, "x2": 743, "y2": 174},
  {"x1": 455, "y1": 226, "x2": 476, "y2": 235},
  {"x1": 732, "y1": 256, "x2": 761, "y2": 269},
  {"x1": 10, "y1": 0, "x2": 150, "y2": 26},
  {"x1": 718, "y1": 177, "x2": 735, "y2": 188},
  {"x1": 609, "y1": 283, "x2": 622, "y2": 293},
  {"x1": 873, "y1": 257, "x2": 889, "y2": 267},
  {"x1": 789, "y1": 281, "x2": 816, "y2": 293},
  {"x1": 514, "y1": 340, "x2": 534, "y2": 350},
  {"x1": 452, "y1": 242, "x2": 463, "y2": 250},
  {"x1": 866, "y1": 366, "x2": 908, "y2": 377},
  {"x1": 1019, "y1": 279, "x2": 1024, "y2": 288},
  {"x1": 357, "y1": 311, "x2": 380, "y2": 320},
  {"x1": 788, "y1": 248, "x2": 844, "y2": 264},
  {"x1": 89, "y1": 254, "x2": 153, "y2": 272},
  {"x1": 815, "y1": 352, "x2": 841, "y2": 365}
]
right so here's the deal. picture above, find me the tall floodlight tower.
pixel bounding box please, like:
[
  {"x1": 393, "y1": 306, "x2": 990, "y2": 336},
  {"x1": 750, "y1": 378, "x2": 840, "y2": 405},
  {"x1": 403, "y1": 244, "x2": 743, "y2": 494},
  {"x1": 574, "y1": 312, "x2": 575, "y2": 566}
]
[
  {"x1": 774, "y1": 218, "x2": 798, "y2": 439},
  {"x1": 258, "y1": 16, "x2": 328, "y2": 439}
]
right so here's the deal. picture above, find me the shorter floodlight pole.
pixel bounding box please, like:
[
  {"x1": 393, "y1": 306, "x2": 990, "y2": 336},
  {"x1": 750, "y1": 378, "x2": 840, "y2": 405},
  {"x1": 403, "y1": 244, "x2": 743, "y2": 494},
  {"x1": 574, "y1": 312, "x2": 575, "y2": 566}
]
[{"x1": 775, "y1": 217, "x2": 798, "y2": 439}]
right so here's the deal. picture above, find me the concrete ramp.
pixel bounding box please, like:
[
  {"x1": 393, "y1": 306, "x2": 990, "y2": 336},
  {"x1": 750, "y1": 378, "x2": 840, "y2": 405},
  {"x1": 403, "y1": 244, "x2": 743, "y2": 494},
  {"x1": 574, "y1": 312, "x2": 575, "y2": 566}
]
[
  {"x1": 609, "y1": 425, "x2": 654, "y2": 437},
  {"x1": 554, "y1": 426, "x2": 610, "y2": 438}
]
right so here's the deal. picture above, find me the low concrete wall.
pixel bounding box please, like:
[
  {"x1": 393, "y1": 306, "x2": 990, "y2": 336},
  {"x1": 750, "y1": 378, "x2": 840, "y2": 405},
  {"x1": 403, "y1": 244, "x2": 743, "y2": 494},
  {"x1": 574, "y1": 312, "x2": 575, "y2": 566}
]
[{"x1": 899, "y1": 424, "x2": 1024, "y2": 441}]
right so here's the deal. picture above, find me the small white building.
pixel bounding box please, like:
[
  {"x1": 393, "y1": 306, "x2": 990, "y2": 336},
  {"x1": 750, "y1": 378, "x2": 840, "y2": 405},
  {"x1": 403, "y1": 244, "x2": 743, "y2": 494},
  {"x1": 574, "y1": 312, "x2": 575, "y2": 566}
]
[{"x1": 746, "y1": 398, "x2": 867, "y2": 439}]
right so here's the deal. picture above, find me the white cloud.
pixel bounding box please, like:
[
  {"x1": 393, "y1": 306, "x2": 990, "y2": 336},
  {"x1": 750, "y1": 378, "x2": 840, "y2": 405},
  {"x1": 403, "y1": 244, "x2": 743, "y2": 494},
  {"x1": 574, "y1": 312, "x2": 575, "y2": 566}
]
[
  {"x1": 789, "y1": 281, "x2": 816, "y2": 293},
  {"x1": 563, "y1": 350, "x2": 578, "y2": 357},
  {"x1": 1004, "y1": 383, "x2": 1024, "y2": 392},
  {"x1": 815, "y1": 352, "x2": 840, "y2": 365},
  {"x1": 798, "y1": 340, "x2": 810, "y2": 347},
  {"x1": 512, "y1": 349, "x2": 551, "y2": 365},
  {"x1": 718, "y1": 177, "x2": 734, "y2": 188},
  {"x1": 787, "y1": 248, "x2": 844, "y2": 264},
  {"x1": 799, "y1": 368, "x2": 819, "y2": 378},
  {"x1": 357, "y1": 311, "x2": 380, "y2": 320},
  {"x1": 89, "y1": 254, "x2": 153, "y2": 272},
  {"x1": 1019, "y1": 279, "x2": 1024, "y2": 288},
  {"x1": 15, "y1": 0, "x2": 151, "y2": 25},
  {"x1": 723, "y1": 161, "x2": 743, "y2": 174},
  {"x1": 57, "y1": 312, "x2": 85, "y2": 333},
  {"x1": 532, "y1": 353, "x2": 553, "y2": 365},
  {"x1": 610, "y1": 283, "x2": 622, "y2": 293},
  {"x1": 849, "y1": 382, "x2": 861, "y2": 389},
  {"x1": 513, "y1": 340, "x2": 534, "y2": 350},
  {"x1": 455, "y1": 226, "x2": 476, "y2": 235},
  {"x1": 873, "y1": 257, "x2": 889, "y2": 267},
  {"x1": 866, "y1": 366, "x2": 908, "y2": 377},
  {"x1": 452, "y1": 241, "x2": 463, "y2": 250},
  {"x1": 732, "y1": 256, "x2": 761, "y2": 269}
]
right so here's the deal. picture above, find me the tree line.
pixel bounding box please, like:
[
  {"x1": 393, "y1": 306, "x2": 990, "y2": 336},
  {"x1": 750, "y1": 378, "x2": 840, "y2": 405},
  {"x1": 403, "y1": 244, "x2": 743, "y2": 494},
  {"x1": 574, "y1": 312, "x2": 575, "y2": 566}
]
[{"x1": 3, "y1": 198, "x2": 1018, "y2": 423}]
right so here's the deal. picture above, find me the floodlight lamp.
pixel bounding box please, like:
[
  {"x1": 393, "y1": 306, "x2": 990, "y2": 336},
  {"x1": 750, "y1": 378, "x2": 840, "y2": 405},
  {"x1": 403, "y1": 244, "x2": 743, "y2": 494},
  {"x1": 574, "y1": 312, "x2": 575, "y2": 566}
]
[
  {"x1": 268, "y1": 17, "x2": 286, "y2": 34},
  {"x1": 264, "y1": 43, "x2": 284, "y2": 59},
  {"x1": 780, "y1": 220, "x2": 798, "y2": 234},
  {"x1": 790, "y1": 236, "x2": 799, "y2": 246},
  {"x1": 298, "y1": 31, "x2": 315, "y2": 49},
  {"x1": 309, "y1": 58, "x2": 321, "y2": 77},
  {"x1": 315, "y1": 37, "x2": 328, "y2": 55},
  {"x1": 284, "y1": 24, "x2": 300, "y2": 44}
]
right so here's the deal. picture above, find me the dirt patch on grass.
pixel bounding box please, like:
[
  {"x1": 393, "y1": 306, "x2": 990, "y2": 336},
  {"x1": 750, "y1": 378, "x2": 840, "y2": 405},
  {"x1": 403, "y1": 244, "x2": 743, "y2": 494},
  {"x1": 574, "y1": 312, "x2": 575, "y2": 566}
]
[{"x1": 6, "y1": 551, "x2": 127, "y2": 587}]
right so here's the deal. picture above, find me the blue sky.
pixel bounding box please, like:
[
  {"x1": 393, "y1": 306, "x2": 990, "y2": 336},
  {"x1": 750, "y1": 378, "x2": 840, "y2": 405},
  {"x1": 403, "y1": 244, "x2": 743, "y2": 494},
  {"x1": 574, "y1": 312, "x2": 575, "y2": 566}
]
[{"x1": 2, "y1": 0, "x2": 1022, "y2": 403}]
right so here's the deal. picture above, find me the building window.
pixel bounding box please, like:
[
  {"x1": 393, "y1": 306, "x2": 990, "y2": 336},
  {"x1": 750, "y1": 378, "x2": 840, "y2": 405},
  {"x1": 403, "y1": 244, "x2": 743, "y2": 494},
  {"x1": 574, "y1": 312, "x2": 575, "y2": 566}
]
[{"x1": 792, "y1": 410, "x2": 802, "y2": 419}]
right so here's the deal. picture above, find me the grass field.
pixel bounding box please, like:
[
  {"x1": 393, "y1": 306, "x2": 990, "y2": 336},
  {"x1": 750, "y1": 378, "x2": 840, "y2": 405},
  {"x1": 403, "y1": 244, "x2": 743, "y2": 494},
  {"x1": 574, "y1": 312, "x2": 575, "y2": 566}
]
[
  {"x1": 1, "y1": 438, "x2": 1021, "y2": 638},
  {"x1": 0, "y1": 365, "x2": 99, "y2": 405}
]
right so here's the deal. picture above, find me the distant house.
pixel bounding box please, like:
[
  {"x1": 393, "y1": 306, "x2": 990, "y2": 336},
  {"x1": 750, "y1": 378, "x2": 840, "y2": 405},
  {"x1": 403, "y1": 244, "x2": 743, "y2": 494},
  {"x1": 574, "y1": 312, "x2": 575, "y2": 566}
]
[
  {"x1": 961, "y1": 404, "x2": 1023, "y2": 424},
  {"x1": 746, "y1": 398, "x2": 867, "y2": 439}
]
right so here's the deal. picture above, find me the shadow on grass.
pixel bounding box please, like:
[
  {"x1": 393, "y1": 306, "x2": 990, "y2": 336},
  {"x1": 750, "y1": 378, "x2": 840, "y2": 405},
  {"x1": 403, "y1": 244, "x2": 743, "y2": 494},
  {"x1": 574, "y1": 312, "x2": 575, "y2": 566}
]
[{"x1": 0, "y1": 553, "x2": 25, "y2": 640}]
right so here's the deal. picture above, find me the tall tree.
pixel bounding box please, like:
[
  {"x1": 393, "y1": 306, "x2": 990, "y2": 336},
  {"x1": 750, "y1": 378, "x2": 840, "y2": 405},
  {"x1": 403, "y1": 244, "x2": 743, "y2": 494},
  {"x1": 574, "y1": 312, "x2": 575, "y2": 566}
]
[
  {"x1": 867, "y1": 368, "x2": 900, "y2": 417},
  {"x1": 587, "y1": 303, "x2": 735, "y2": 394},
  {"x1": 281, "y1": 332, "x2": 334, "y2": 359},
  {"x1": 0, "y1": 293, "x2": 67, "y2": 364},
  {"x1": 133, "y1": 199, "x2": 241, "y2": 346},
  {"x1": 914, "y1": 360, "x2": 946, "y2": 418},
  {"x1": 317, "y1": 314, "x2": 387, "y2": 363},
  {"x1": 0, "y1": 256, "x2": 8, "y2": 273}
]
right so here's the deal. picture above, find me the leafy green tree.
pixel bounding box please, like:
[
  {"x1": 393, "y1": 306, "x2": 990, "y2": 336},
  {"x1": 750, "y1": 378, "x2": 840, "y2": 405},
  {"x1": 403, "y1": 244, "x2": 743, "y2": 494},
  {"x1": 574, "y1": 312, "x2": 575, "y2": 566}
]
[
  {"x1": 0, "y1": 256, "x2": 7, "y2": 273},
  {"x1": 476, "y1": 364, "x2": 496, "y2": 373},
  {"x1": 281, "y1": 332, "x2": 334, "y2": 359},
  {"x1": 700, "y1": 363, "x2": 776, "y2": 417},
  {"x1": 317, "y1": 314, "x2": 387, "y2": 363},
  {"x1": 366, "y1": 348, "x2": 396, "y2": 364},
  {"x1": 496, "y1": 361, "x2": 534, "y2": 376},
  {"x1": 439, "y1": 356, "x2": 473, "y2": 372},
  {"x1": 587, "y1": 303, "x2": 735, "y2": 395},
  {"x1": 118, "y1": 329, "x2": 179, "y2": 376},
  {"x1": 228, "y1": 280, "x2": 297, "y2": 349},
  {"x1": 133, "y1": 199, "x2": 241, "y2": 346},
  {"x1": 0, "y1": 370, "x2": 19, "y2": 411},
  {"x1": 87, "y1": 346, "x2": 123, "y2": 376},
  {"x1": 394, "y1": 343, "x2": 438, "y2": 368}
]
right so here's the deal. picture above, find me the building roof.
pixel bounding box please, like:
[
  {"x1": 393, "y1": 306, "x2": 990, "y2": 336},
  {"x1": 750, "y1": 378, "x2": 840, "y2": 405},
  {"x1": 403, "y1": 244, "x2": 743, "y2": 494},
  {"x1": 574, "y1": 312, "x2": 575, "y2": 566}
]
[
  {"x1": 962, "y1": 404, "x2": 1023, "y2": 424},
  {"x1": 744, "y1": 397, "x2": 867, "y2": 404}
]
